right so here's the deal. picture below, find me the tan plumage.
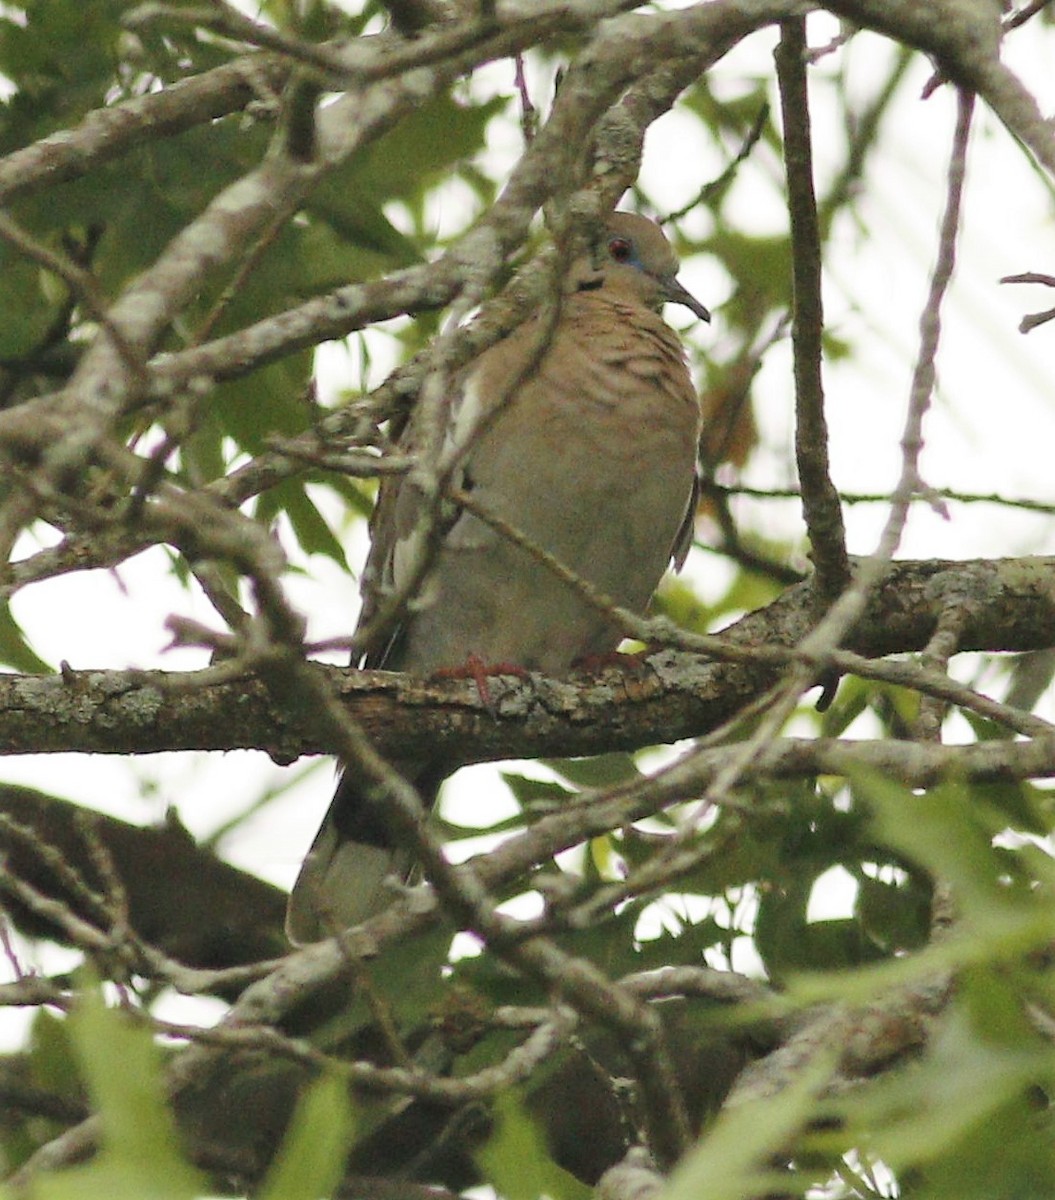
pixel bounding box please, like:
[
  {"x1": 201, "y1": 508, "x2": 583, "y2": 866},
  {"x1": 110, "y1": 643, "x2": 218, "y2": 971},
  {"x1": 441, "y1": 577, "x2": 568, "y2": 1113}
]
[{"x1": 287, "y1": 213, "x2": 708, "y2": 943}]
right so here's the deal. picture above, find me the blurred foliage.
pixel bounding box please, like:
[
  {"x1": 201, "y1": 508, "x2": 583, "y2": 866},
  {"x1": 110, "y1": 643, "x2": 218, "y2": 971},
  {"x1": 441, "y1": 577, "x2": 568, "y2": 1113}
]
[
  {"x1": 1, "y1": 2, "x2": 1055, "y2": 1200},
  {"x1": 31, "y1": 988, "x2": 207, "y2": 1200},
  {"x1": 257, "y1": 1072, "x2": 355, "y2": 1200},
  {"x1": 474, "y1": 1091, "x2": 590, "y2": 1200}
]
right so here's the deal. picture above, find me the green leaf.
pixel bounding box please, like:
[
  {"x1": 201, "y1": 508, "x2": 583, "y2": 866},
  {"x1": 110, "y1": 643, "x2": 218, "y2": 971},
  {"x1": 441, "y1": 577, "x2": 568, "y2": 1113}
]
[
  {"x1": 499, "y1": 771, "x2": 574, "y2": 811},
  {"x1": 0, "y1": 598, "x2": 52, "y2": 673},
  {"x1": 258, "y1": 1071, "x2": 354, "y2": 1200},
  {"x1": 704, "y1": 231, "x2": 792, "y2": 328},
  {"x1": 302, "y1": 192, "x2": 423, "y2": 271},
  {"x1": 36, "y1": 987, "x2": 205, "y2": 1200},
  {"x1": 28, "y1": 1008, "x2": 79, "y2": 1098},
  {"x1": 207, "y1": 353, "x2": 314, "y2": 455},
  {"x1": 256, "y1": 480, "x2": 349, "y2": 567},
  {"x1": 959, "y1": 775, "x2": 1049, "y2": 837},
  {"x1": 820, "y1": 673, "x2": 874, "y2": 737},
  {"x1": 543, "y1": 753, "x2": 642, "y2": 789},
  {"x1": 837, "y1": 997, "x2": 1055, "y2": 1197},
  {"x1": 0, "y1": 244, "x2": 61, "y2": 359},
  {"x1": 311, "y1": 922, "x2": 453, "y2": 1049},
  {"x1": 662, "y1": 1047, "x2": 835, "y2": 1200},
  {"x1": 475, "y1": 1090, "x2": 589, "y2": 1200},
  {"x1": 856, "y1": 869, "x2": 930, "y2": 953},
  {"x1": 0, "y1": 0, "x2": 124, "y2": 136},
  {"x1": 179, "y1": 410, "x2": 228, "y2": 486},
  {"x1": 852, "y1": 771, "x2": 1023, "y2": 922},
  {"x1": 331, "y1": 93, "x2": 507, "y2": 207},
  {"x1": 630, "y1": 913, "x2": 728, "y2": 972}
]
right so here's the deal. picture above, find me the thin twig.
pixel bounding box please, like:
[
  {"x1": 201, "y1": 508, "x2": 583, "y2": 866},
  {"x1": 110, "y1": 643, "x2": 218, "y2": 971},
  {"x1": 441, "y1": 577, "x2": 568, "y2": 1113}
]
[
  {"x1": 708, "y1": 482, "x2": 1055, "y2": 516},
  {"x1": 1004, "y1": 0, "x2": 1055, "y2": 31}
]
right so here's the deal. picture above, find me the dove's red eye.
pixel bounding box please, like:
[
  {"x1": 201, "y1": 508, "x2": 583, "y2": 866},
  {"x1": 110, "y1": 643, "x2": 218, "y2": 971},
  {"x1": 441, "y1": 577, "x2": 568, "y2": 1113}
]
[{"x1": 607, "y1": 236, "x2": 633, "y2": 262}]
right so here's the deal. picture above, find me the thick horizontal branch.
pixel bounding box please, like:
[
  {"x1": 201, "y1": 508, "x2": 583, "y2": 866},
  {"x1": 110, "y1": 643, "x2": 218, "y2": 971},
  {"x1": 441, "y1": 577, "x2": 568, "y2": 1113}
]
[{"x1": 1, "y1": 557, "x2": 1053, "y2": 763}]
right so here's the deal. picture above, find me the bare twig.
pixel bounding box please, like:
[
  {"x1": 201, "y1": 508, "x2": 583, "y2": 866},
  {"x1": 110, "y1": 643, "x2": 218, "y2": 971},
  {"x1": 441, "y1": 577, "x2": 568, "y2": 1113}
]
[
  {"x1": 709, "y1": 482, "x2": 1055, "y2": 517},
  {"x1": 1004, "y1": 0, "x2": 1055, "y2": 31}
]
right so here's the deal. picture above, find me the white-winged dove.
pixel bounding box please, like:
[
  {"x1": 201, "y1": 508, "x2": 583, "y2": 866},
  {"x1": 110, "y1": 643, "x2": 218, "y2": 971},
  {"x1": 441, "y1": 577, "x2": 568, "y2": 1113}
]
[{"x1": 287, "y1": 212, "x2": 709, "y2": 944}]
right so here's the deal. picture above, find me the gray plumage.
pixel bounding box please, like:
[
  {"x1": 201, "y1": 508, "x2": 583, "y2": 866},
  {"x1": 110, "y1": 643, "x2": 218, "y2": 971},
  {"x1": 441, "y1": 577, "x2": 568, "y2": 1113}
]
[{"x1": 287, "y1": 213, "x2": 708, "y2": 943}]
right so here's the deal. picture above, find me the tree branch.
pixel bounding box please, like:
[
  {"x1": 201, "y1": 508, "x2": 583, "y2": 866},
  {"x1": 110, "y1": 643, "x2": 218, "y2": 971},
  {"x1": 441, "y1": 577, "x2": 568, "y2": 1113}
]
[
  {"x1": 775, "y1": 17, "x2": 849, "y2": 601},
  {"x1": 0, "y1": 557, "x2": 1052, "y2": 760},
  {"x1": 0, "y1": 56, "x2": 290, "y2": 206}
]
